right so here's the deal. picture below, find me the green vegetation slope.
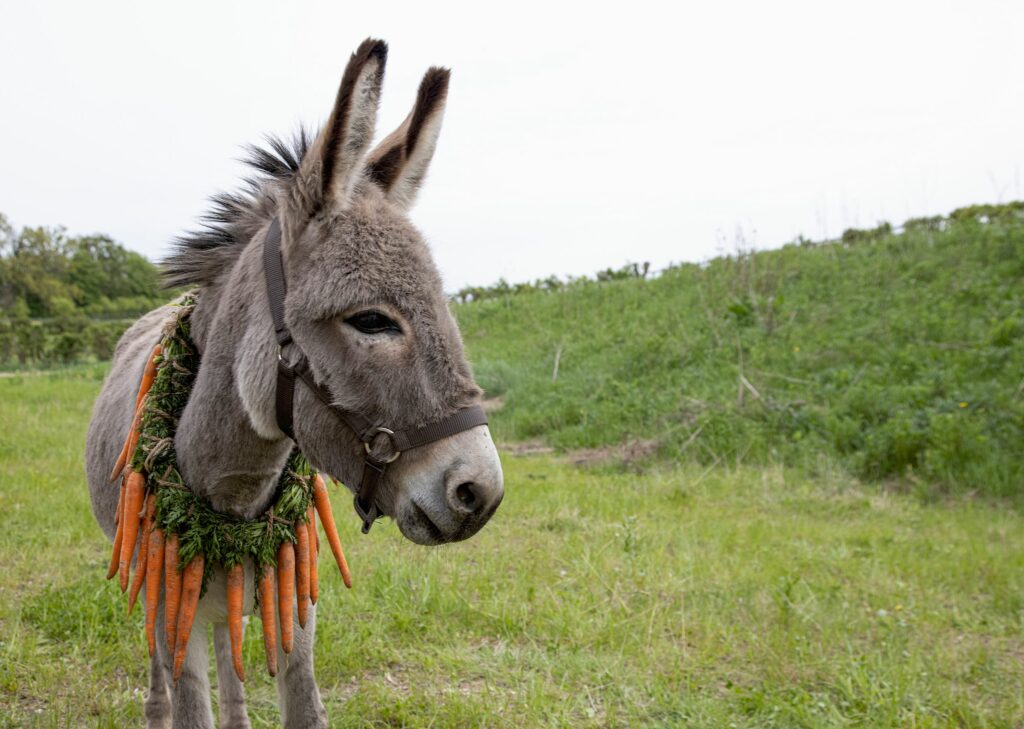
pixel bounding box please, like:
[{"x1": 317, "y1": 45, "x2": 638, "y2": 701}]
[{"x1": 457, "y1": 204, "x2": 1024, "y2": 497}]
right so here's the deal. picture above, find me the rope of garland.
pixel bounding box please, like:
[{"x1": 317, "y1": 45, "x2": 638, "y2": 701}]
[{"x1": 128, "y1": 295, "x2": 313, "y2": 597}]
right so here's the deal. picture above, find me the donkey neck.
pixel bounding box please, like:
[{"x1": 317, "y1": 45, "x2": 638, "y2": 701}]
[{"x1": 175, "y1": 230, "x2": 293, "y2": 520}]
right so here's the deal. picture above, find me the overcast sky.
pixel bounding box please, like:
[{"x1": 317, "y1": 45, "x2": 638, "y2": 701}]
[{"x1": 2, "y1": 1, "x2": 1022, "y2": 290}]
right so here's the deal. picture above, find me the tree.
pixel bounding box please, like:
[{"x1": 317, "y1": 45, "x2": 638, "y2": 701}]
[{"x1": 0, "y1": 214, "x2": 162, "y2": 318}]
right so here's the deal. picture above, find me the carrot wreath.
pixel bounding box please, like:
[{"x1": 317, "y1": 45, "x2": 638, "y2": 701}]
[{"x1": 105, "y1": 296, "x2": 354, "y2": 679}]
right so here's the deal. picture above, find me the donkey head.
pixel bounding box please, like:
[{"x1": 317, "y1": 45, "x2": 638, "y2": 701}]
[{"x1": 269, "y1": 40, "x2": 502, "y2": 545}]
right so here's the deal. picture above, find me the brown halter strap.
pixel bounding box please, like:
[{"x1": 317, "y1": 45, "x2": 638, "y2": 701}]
[{"x1": 261, "y1": 217, "x2": 488, "y2": 533}]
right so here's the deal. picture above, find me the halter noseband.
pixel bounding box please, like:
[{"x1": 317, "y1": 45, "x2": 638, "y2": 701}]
[{"x1": 261, "y1": 218, "x2": 488, "y2": 534}]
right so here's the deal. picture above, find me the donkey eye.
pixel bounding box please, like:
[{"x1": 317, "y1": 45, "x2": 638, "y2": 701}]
[{"x1": 345, "y1": 311, "x2": 402, "y2": 335}]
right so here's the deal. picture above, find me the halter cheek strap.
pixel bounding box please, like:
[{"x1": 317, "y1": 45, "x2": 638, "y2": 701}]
[{"x1": 261, "y1": 217, "x2": 487, "y2": 533}]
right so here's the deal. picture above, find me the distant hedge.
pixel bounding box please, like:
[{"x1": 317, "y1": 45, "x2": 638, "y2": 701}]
[{"x1": 0, "y1": 314, "x2": 131, "y2": 367}]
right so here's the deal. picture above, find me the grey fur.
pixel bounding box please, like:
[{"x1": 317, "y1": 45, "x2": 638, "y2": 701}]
[{"x1": 85, "y1": 39, "x2": 503, "y2": 727}]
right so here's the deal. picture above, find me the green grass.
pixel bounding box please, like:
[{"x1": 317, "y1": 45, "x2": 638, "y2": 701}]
[
  {"x1": 456, "y1": 213, "x2": 1024, "y2": 497},
  {"x1": 1, "y1": 370, "x2": 1022, "y2": 727}
]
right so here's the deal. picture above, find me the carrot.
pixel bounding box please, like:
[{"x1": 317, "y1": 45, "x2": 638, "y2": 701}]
[
  {"x1": 145, "y1": 527, "x2": 165, "y2": 656},
  {"x1": 312, "y1": 503, "x2": 320, "y2": 554},
  {"x1": 108, "y1": 414, "x2": 136, "y2": 482},
  {"x1": 106, "y1": 479, "x2": 126, "y2": 580},
  {"x1": 173, "y1": 553, "x2": 205, "y2": 681},
  {"x1": 108, "y1": 344, "x2": 161, "y2": 482},
  {"x1": 108, "y1": 396, "x2": 147, "y2": 482},
  {"x1": 127, "y1": 493, "x2": 156, "y2": 615},
  {"x1": 123, "y1": 414, "x2": 142, "y2": 470},
  {"x1": 258, "y1": 563, "x2": 278, "y2": 677},
  {"x1": 118, "y1": 471, "x2": 146, "y2": 592},
  {"x1": 164, "y1": 533, "x2": 182, "y2": 653},
  {"x1": 135, "y1": 344, "x2": 161, "y2": 408},
  {"x1": 308, "y1": 506, "x2": 319, "y2": 605},
  {"x1": 226, "y1": 563, "x2": 245, "y2": 682},
  {"x1": 312, "y1": 474, "x2": 351, "y2": 588},
  {"x1": 295, "y1": 517, "x2": 311, "y2": 629},
  {"x1": 277, "y1": 541, "x2": 295, "y2": 654}
]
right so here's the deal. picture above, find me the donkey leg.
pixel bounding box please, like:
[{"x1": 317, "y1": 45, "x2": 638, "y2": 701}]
[
  {"x1": 166, "y1": 616, "x2": 216, "y2": 729},
  {"x1": 145, "y1": 588, "x2": 172, "y2": 729},
  {"x1": 275, "y1": 601, "x2": 327, "y2": 729},
  {"x1": 213, "y1": 622, "x2": 251, "y2": 729}
]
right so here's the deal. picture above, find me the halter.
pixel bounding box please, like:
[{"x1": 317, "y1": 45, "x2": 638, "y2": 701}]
[{"x1": 261, "y1": 218, "x2": 487, "y2": 534}]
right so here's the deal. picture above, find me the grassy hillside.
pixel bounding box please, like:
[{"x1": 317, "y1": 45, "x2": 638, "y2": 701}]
[{"x1": 457, "y1": 207, "x2": 1024, "y2": 497}]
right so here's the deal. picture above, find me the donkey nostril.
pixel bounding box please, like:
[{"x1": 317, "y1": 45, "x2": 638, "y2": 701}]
[{"x1": 455, "y1": 482, "x2": 477, "y2": 509}]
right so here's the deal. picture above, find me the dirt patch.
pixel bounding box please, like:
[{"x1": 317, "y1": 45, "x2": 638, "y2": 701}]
[
  {"x1": 500, "y1": 440, "x2": 555, "y2": 457},
  {"x1": 481, "y1": 396, "x2": 505, "y2": 414},
  {"x1": 565, "y1": 438, "x2": 660, "y2": 466},
  {"x1": 500, "y1": 438, "x2": 660, "y2": 466}
]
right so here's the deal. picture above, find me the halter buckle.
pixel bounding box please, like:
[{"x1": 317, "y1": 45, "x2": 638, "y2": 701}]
[{"x1": 363, "y1": 426, "x2": 402, "y2": 464}]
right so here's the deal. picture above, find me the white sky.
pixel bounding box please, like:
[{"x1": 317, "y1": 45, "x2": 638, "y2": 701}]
[{"x1": 2, "y1": 1, "x2": 1022, "y2": 290}]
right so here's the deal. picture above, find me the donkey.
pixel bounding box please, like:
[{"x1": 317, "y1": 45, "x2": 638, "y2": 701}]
[{"x1": 84, "y1": 39, "x2": 504, "y2": 728}]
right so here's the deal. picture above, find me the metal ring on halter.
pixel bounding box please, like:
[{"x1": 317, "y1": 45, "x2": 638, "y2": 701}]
[{"x1": 364, "y1": 426, "x2": 402, "y2": 463}]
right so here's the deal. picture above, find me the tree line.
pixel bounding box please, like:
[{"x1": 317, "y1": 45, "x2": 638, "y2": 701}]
[{"x1": 0, "y1": 213, "x2": 167, "y2": 366}]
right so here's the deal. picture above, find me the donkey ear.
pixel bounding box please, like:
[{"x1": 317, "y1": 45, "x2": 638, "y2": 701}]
[
  {"x1": 365, "y1": 67, "x2": 450, "y2": 211},
  {"x1": 293, "y1": 38, "x2": 387, "y2": 215}
]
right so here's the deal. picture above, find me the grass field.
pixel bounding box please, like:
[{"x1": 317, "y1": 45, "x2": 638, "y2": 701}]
[
  {"x1": 1, "y1": 368, "x2": 1022, "y2": 727},
  {"x1": 457, "y1": 211, "x2": 1024, "y2": 498}
]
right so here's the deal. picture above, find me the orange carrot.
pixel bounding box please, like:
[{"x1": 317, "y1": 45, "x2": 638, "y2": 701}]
[
  {"x1": 308, "y1": 506, "x2": 319, "y2": 605},
  {"x1": 118, "y1": 471, "x2": 146, "y2": 592},
  {"x1": 312, "y1": 474, "x2": 351, "y2": 588},
  {"x1": 145, "y1": 527, "x2": 165, "y2": 656},
  {"x1": 164, "y1": 533, "x2": 182, "y2": 653},
  {"x1": 108, "y1": 397, "x2": 147, "y2": 482},
  {"x1": 123, "y1": 418, "x2": 142, "y2": 471},
  {"x1": 173, "y1": 553, "x2": 205, "y2": 681},
  {"x1": 106, "y1": 479, "x2": 126, "y2": 580},
  {"x1": 127, "y1": 493, "x2": 156, "y2": 615},
  {"x1": 109, "y1": 416, "x2": 136, "y2": 483},
  {"x1": 258, "y1": 563, "x2": 278, "y2": 677},
  {"x1": 277, "y1": 541, "x2": 295, "y2": 654},
  {"x1": 109, "y1": 440, "x2": 130, "y2": 483},
  {"x1": 312, "y1": 503, "x2": 320, "y2": 554},
  {"x1": 135, "y1": 344, "x2": 161, "y2": 408},
  {"x1": 226, "y1": 563, "x2": 245, "y2": 682},
  {"x1": 108, "y1": 343, "x2": 161, "y2": 482},
  {"x1": 295, "y1": 517, "x2": 311, "y2": 629}
]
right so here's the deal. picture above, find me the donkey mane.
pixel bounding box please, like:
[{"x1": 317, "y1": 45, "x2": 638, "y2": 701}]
[{"x1": 162, "y1": 129, "x2": 311, "y2": 289}]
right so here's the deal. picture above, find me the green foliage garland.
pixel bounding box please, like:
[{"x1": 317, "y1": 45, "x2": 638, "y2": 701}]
[{"x1": 129, "y1": 295, "x2": 312, "y2": 596}]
